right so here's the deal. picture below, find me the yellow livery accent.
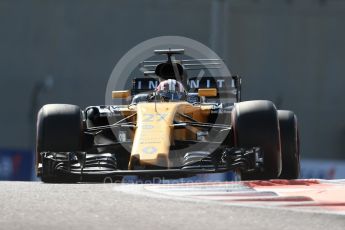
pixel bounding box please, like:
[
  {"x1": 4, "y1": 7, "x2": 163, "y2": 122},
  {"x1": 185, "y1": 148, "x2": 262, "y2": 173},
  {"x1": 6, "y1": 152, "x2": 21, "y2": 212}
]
[
  {"x1": 198, "y1": 88, "x2": 218, "y2": 97},
  {"x1": 129, "y1": 102, "x2": 188, "y2": 168},
  {"x1": 112, "y1": 90, "x2": 131, "y2": 99}
]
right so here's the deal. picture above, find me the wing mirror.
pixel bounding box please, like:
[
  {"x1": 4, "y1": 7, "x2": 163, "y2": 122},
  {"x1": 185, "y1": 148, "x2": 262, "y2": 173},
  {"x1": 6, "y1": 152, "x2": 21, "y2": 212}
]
[
  {"x1": 112, "y1": 90, "x2": 131, "y2": 99},
  {"x1": 198, "y1": 88, "x2": 217, "y2": 97}
]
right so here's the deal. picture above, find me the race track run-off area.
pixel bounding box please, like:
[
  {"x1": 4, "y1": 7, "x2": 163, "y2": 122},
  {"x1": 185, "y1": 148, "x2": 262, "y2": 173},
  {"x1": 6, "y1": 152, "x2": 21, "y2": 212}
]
[
  {"x1": 0, "y1": 179, "x2": 344, "y2": 230},
  {"x1": 136, "y1": 179, "x2": 345, "y2": 214}
]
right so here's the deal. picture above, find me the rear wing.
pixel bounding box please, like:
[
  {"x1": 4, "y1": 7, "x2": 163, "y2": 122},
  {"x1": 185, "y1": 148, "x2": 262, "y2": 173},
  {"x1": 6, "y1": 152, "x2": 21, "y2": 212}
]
[{"x1": 131, "y1": 76, "x2": 241, "y2": 102}]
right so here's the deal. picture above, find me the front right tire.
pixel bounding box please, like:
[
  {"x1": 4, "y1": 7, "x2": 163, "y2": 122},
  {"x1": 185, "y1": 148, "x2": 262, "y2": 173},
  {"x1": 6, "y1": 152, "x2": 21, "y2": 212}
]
[{"x1": 36, "y1": 104, "x2": 84, "y2": 183}]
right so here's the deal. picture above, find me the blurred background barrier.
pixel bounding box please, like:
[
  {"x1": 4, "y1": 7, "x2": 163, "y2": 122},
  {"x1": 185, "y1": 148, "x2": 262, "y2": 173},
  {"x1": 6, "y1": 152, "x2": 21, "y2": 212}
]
[
  {"x1": 0, "y1": 149, "x2": 33, "y2": 181},
  {"x1": 300, "y1": 159, "x2": 345, "y2": 179},
  {"x1": 0, "y1": 0, "x2": 344, "y2": 180}
]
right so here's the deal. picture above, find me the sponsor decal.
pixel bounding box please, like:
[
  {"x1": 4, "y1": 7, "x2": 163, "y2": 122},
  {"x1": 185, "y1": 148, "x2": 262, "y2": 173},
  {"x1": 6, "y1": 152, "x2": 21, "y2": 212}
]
[
  {"x1": 142, "y1": 146, "x2": 158, "y2": 154},
  {"x1": 132, "y1": 77, "x2": 235, "y2": 91}
]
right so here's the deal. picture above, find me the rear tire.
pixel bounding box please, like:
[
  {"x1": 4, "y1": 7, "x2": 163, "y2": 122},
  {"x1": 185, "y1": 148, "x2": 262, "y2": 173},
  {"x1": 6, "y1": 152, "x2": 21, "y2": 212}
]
[
  {"x1": 278, "y1": 110, "x2": 300, "y2": 179},
  {"x1": 231, "y1": 100, "x2": 282, "y2": 180},
  {"x1": 36, "y1": 104, "x2": 84, "y2": 183}
]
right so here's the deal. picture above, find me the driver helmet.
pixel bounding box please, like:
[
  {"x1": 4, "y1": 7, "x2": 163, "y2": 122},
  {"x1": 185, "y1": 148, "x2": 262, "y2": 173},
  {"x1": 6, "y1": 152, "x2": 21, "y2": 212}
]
[{"x1": 156, "y1": 79, "x2": 186, "y2": 101}]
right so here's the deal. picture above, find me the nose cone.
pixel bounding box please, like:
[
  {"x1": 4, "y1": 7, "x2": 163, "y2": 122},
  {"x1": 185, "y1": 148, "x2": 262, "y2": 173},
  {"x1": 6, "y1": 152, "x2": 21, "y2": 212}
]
[{"x1": 129, "y1": 102, "x2": 182, "y2": 169}]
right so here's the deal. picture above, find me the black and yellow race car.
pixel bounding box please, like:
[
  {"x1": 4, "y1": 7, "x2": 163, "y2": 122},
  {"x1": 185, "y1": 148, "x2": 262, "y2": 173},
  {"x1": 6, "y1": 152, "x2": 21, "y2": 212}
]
[{"x1": 36, "y1": 49, "x2": 300, "y2": 183}]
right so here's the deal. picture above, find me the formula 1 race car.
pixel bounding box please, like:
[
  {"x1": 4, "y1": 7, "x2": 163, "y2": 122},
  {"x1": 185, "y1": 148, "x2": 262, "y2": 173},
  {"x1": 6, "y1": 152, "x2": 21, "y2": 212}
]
[{"x1": 36, "y1": 49, "x2": 300, "y2": 183}]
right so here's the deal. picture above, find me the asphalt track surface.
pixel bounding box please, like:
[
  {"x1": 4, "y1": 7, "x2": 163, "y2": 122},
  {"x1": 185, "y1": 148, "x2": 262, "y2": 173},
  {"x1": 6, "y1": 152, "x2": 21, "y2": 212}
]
[{"x1": 0, "y1": 181, "x2": 344, "y2": 230}]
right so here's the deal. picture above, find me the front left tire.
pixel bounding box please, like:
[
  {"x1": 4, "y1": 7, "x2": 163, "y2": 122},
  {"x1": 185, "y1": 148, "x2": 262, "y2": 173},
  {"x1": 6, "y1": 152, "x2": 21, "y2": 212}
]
[
  {"x1": 231, "y1": 100, "x2": 282, "y2": 180},
  {"x1": 278, "y1": 110, "x2": 300, "y2": 179}
]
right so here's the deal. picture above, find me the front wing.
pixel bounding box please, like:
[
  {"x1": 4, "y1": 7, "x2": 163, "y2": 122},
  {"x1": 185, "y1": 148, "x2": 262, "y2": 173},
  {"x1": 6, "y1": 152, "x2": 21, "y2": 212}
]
[{"x1": 38, "y1": 147, "x2": 263, "y2": 181}]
